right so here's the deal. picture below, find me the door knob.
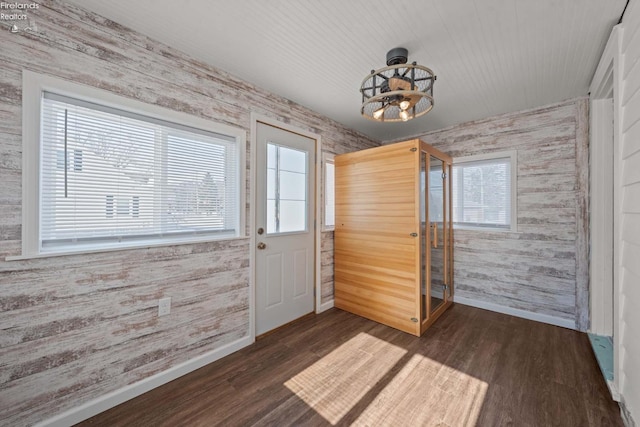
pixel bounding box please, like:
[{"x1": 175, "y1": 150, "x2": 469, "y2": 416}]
[{"x1": 257, "y1": 242, "x2": 266, "y2": 250}]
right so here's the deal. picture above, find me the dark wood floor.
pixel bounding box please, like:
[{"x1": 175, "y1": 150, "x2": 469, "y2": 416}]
[{"x1": 78, "y1": 304, "x2": 623, "y2": 426}]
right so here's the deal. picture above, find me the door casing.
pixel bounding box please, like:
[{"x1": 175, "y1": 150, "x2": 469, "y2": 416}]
[{"x1": 249, "y1": 113, "x2": 323, "y2": 341}]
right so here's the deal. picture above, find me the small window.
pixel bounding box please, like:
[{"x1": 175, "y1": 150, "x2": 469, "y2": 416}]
[
  {"x1": 452, "y1": 151, "x2": 517, "y2": 231},
  {"x1": 323, "y1": 153, "x2": 335, "y2": 230},
  {"x1": 21, "y1": 71, "x2": 246, "y2": 256}
]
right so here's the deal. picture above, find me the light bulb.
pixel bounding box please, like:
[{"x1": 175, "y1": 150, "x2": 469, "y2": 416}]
[
  {"x1": 399, "y1": 100, "x2": 410, "y2": 110},
  {"x1": 399, "y1": 110, "x2": 410, "y2": 121},
  {"x1": 373, "y1": 106, "x2": 385, "y2": 120}
]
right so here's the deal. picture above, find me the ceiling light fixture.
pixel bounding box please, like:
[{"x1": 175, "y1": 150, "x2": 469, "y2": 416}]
[{"x1": 360, "y1": 47, "x2": 436, "y2": 123}]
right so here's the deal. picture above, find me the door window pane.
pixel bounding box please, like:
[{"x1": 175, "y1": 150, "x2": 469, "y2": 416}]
[
  {"x1": 280, "y1": 200, "x2": 306, "y2": 232},
  {"x1": 266, "y1": 143, "x2": 308, "y2": 234},
  {"x1": 267, "y1": 143, "x2": 276, "y2": 168},
  {"x1": 279, "y1": 146, "x2": 306, "y2": 173},
  {"x1": 280, "y1": 171, "x2": 306, "y2": 200},
  {"x1": 267, "y1": 168, "x2": 276, "y2": 199},
  {"x1": 267, "y1": 199, "x2": 277, "y2": 233}
]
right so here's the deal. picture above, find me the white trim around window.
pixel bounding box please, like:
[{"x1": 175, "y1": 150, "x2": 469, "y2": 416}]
[
  {"x1": 14, "y1": 70, "x2": 246, "y2": 260},
  {"x1": 452, "y1": 150, "x2": 517, "y2": 232}
]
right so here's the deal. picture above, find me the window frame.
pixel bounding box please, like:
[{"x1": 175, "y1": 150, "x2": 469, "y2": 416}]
[
  {"x1": 19, "y1": 70, "x2": 246, "y2": 259},
  {"x1": 451, "y1": 150, "x2": 518, "y2": 232},
  {"x1": 322, "y1": 152, "x2": 335, "y2": 231}
]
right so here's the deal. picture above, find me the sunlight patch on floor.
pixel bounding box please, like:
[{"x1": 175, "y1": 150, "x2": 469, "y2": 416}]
[
  {"x1": 284, "y1": 334, "x2": 488, "y2": 426},
  {"x1": 284, "y1": 332, "x2": 407, "y2": 425},
  {"x1": 353, "y1": 354, "x2": 488, "y2": 426}
]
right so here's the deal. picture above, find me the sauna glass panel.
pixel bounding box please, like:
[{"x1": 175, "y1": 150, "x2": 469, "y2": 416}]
[
  {"x1": 429, "y1": 155, "x2": 445, "y2": 314},
  {"x1": 266, "y1": 143, "x2": 308, "y2": 234},
  {"x1": 420, "y1": 150, "x2": 427, "y2": 321},
  {"x1": 445, "y1": 163, "x2": 453, "y2": 299}
]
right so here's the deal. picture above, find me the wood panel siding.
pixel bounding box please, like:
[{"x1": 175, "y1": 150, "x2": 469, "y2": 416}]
[
  {"x1": 78, "y1": 306, "x2": 623, "y2": 426},
  {"x1": 619, "y1": 1, "x2": 640, "y2": 423},
  {"x1": 334, "y1": 141, "x2": 421, "y2": 335},
  {"x1": 0, "y1": 1, "x2": 378, "y2": 425},
  {"x1": 320, "y1": 230, "x2": 335, "y2": 303},
  {"x1": 413, "y1": 98, "x2": 589, "y2": 330}
]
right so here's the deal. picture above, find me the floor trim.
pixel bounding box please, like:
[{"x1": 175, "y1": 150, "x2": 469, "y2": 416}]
[
  {"x1": 317, "y1": 299, "x2": 334, "y2": 313},
  {"x1": 587, "y1": 333, "x2": 620, "y2": 401},
  {"x1": 36, "y1": 335, "x2": 253, "y2": 427},
  {"x1": 620, "y1": 398, "x2": 637, "y2": 427},
  {"x1": 454, "y1": 296, "x2": 576, "y2": 330}
]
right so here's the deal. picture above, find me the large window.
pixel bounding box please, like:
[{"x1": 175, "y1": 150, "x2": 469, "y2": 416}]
[
  {"x1": 452, "y1": 151, "x2": 517, "y2": 231},
  {"x1": 21, "y1": 72, "x2": 245, "y2": 256}
]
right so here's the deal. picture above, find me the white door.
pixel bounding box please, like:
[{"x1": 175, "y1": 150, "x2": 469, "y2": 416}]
[{"x1": 255, "y1": 122, "x2": 315, "y2": 335}]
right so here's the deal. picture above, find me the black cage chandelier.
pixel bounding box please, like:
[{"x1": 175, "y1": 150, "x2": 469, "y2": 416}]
[{"x1": 360, "y1": 48, "x2": 436, "y2": 122}]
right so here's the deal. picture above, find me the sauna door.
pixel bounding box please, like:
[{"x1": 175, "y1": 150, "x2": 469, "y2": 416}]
[{"x1": 421, "y1": 143, "x2": 453, "y2": 334}]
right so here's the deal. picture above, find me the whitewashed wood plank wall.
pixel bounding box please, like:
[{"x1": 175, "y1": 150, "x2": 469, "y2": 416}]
[
  {"x1": 619, "y1": 0, "x2": 640, "y2": 422},
  {"x1": 0, "y1": 1, "x2": 378, "y2": 425},
  {"x1": 416, "y1": 98, "x2": 589, "y2": 330}
]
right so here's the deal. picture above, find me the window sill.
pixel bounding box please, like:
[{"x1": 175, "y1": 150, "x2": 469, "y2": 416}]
[{"x1": 5, "y1": 235, "x2": 250, "y2": 261}]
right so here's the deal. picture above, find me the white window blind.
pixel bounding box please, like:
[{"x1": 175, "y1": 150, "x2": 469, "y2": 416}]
[
  {"x1": 40, "y1": 92, "x2": 240, "y2": 252},
  {"x1": 452, "y1": 155, "x2": 513, "y2": 229}
]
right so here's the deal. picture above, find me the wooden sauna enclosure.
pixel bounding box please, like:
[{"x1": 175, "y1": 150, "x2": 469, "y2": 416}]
[{"x1": 334, "y1": 139, "x2": 454, "y2": 336}]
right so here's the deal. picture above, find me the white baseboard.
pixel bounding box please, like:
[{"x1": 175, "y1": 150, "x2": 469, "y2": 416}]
[
  {"x1": 620, "y1": 397, "x2": 636, "y2": 427},
  {"x1": 608, "y1": 380, "x2": 621, "y2": 402},
  {"x1": 317, "y1": 299, "x2": 334, "y2": 313},
  {"x1": 36, "y1": 335, "x2": 253, "y2": 427},
  {"x1": 454, "y1": 296, "x2": 576, "y2": 330}
]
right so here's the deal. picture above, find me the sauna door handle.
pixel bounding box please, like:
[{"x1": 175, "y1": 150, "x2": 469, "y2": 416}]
[{"x1": 431, "y1": 222, "x2": 438, "y2": 248}]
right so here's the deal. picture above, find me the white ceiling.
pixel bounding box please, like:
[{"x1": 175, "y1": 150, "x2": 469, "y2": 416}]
[{"x1": 69, "y1": 0, "x2": 626, "y2": 142}]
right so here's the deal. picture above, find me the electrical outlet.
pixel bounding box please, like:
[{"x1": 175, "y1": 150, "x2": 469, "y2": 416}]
[{"x1": 158, "y1": 297, "x2": 171, "y2": 316}]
